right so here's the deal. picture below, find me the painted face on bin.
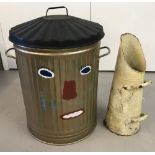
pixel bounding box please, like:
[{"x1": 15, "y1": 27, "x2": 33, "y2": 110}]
[{"x1": 38, "y1": 65, "x2": 92, "y2": 120}]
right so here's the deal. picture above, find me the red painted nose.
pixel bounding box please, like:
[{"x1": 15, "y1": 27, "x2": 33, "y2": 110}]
[{"x1": 63, "y1": 80, "x2": 77, "y2": 100}]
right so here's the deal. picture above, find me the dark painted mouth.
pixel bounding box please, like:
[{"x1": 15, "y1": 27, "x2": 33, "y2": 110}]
[{"x1": 61, "y1": 109, "x2": 84, "y2": 120}]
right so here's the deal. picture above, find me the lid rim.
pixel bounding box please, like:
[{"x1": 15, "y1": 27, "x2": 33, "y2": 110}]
[
  {"x1": 10, "y1": 34, "x2": 104, "y2": 49},
  {"x1": 9, "y1": 14, "x2": 104, "y2": 49}
]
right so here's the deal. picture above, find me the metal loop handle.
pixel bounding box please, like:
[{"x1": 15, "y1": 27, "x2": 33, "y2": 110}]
[
  {"x1": 46, "y1": 6, "x2": 68, "y2": 16},
  {"x1": 5, "y1": 48, "x2": 16, "y2": 59},
  {"x1": 99, "y1": 46, "x2": 111, "y2": 58}
]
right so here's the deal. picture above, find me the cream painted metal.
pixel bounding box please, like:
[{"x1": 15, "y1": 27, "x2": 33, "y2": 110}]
[{"x1": 105, "y1": 33, "x2": 151, "y2": 136}]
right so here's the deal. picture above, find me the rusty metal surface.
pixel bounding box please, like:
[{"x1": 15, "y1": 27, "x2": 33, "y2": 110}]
[{"x1": 15, "y1": 42, "x2": 100, "y2": 144}]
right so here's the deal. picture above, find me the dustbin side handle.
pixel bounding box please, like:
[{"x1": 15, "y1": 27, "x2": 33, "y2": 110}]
[
  {"x1": 5, "y1": 48, "x2": 16, "y2": 59},
  {"x1": 46, "y1": 6, "x2": 68, "y2": 16},
  {"x1": 99, "y1": 46, "x2": 111, "y2": 58}
]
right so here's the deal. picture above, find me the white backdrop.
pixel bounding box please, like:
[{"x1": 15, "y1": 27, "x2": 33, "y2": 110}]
[
  {"x1": 0, "y1": 2, "x2": 155, "y2": 71},
  {"x1": 92, "y1": 2, "x2": 155, "y2": 71}
]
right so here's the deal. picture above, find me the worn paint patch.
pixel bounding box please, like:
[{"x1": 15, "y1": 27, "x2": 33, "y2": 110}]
[
  {"x1": 61, "y1": 109, "x2": 84, "y2": 120},
  {"x1": 63, "y1": 80, "x2": 77, "y2": 100},
  {"x1": 40, "y1": 96, "x2": 47, "y2": 111},
  {"x1": 50, "y1": 99, "x2": 57, "y2": 111}
]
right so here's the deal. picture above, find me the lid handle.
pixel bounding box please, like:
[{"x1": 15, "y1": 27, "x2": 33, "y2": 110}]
[{"x1": 46, "y1": 6, "x2": 68, "y2": 16}]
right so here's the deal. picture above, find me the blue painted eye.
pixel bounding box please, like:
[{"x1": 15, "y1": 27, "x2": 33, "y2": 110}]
[
  {"x1": 38, "y1": 68, "x2": 55, "y2": 79},
  {"x1": 80, "y1": 65, "x2": 91, "y2": 75}
]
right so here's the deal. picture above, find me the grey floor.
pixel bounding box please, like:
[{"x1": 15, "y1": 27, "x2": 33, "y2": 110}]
[{"x1": 0, "y1": 71, "x2": 154, "y2": 152}]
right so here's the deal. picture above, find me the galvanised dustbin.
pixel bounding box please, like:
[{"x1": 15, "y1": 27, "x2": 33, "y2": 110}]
[{"x1": 7, "y1": 6, "x2": 110, "y2": 144}]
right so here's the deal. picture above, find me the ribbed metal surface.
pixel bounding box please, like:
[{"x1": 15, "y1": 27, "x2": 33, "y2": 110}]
[
  {"x1": 9, "y1": 15, "x2": 104, "y2": 49},
  {"x1": 15, "y1": 42, "x2": 100, "y2": 144}
]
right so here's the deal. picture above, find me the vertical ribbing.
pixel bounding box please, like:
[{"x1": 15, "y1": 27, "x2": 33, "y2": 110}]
[{"x1": 15, "y1": 43, "x2": 100, "y2": 144}]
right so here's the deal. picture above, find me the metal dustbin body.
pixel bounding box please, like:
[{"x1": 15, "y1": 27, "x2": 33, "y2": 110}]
[
  {"x1": 15, "y1": 43, "x2": 100, "y2": 144},
  {"x1": 8, "y1": 7, "x2": 110, "y2": 144}
]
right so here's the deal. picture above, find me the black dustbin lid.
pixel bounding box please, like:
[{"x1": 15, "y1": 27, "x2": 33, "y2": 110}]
[{"x1": 9, "y1": 6, "x2": 104, "y2": 49}]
